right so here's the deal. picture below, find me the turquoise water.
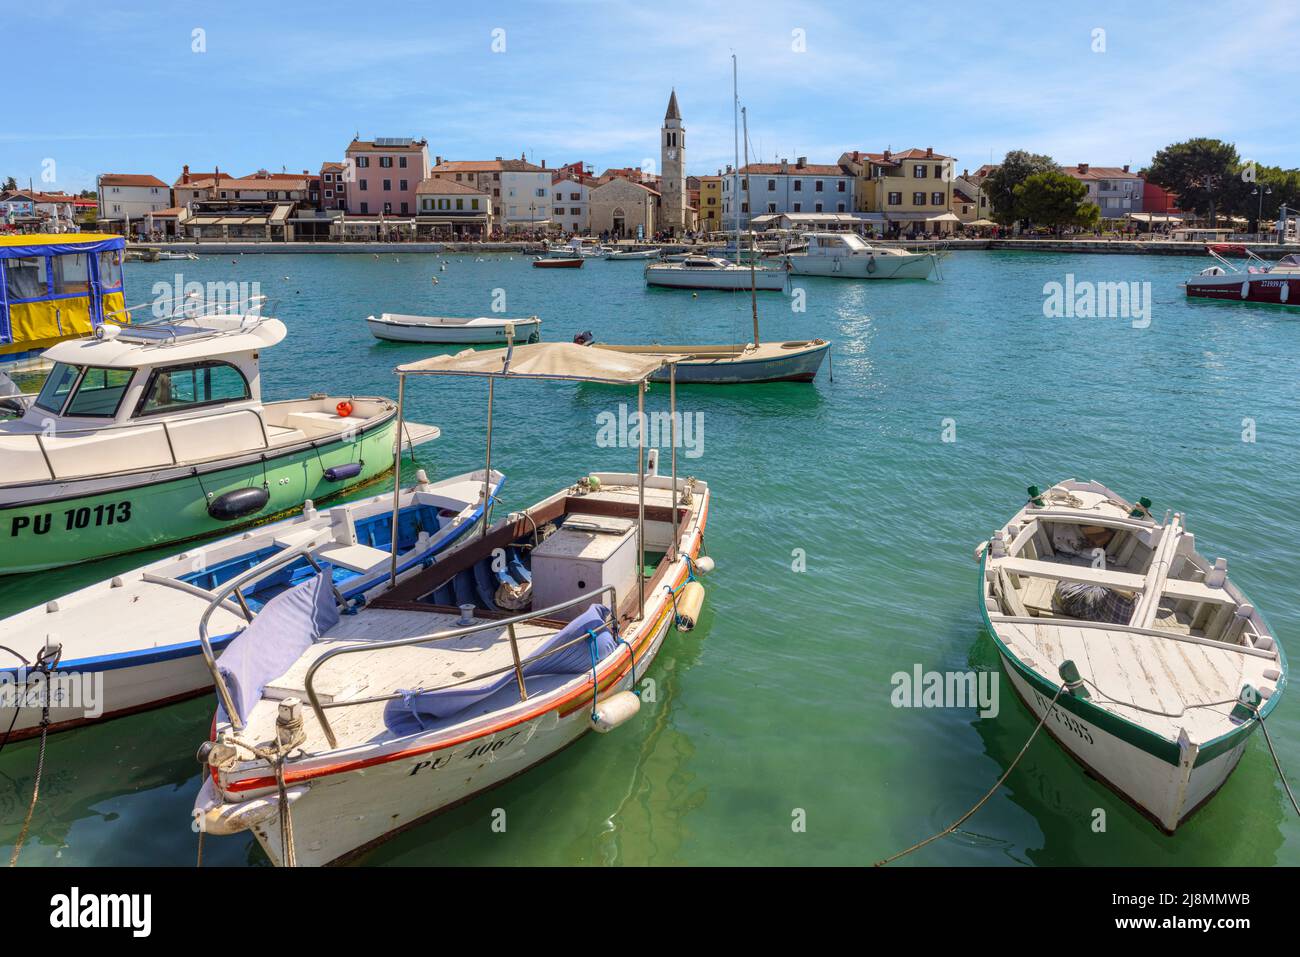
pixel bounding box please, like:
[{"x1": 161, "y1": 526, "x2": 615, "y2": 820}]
[{"x1": 2, "y1": 249, "x2": 1298, "y2": 866}]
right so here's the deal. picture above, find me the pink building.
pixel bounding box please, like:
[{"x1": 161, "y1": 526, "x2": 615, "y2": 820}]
[{"x1": 344, "y1": 137, "x2": 431, "y2": 217}]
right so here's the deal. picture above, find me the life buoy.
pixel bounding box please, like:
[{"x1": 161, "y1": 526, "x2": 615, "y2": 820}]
[{"x1": 336, "y1": 400, "x2": 354, "y2": 418}]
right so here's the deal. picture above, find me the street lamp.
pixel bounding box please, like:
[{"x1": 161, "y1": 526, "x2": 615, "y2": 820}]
[{"x1": 1252, "y1": 185, "x2": 1272, "y2": 235}]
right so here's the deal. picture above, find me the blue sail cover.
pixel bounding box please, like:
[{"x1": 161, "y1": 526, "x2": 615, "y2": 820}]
[{"x1": 387, "y1": 604, "x2": 617, "y2": 726}]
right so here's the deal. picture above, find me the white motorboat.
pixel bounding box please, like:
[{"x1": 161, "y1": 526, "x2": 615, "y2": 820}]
[
  {"x1": 644, "y1": 256, "x2": 786, "y2": 291},
  {"x1": 0, "y1": 309, "x2": 437, "y2": 574},
  {"x1": 193, "y1": 342, "x2": 713, "y2": 866},
  {"x1": 367, "y1": 313, "x2": 542, "y2": 344},
  {"x1": 605, "y1": 248, "x2": 661, "y2": 261},
  {"x1": 785, "y1": 232, "x2": 938, "y2": 279},
  {"x1": 978, "y1": 478, "x2": 1287, "y2": 833},
  {"x1": 0, "y1": 469, "x2": 503, "y2": 740}
]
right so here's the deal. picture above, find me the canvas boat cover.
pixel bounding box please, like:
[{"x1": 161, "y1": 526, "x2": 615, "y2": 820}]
[{"x1": 397, "y1": 341, "x2": 671, "y2": 384}]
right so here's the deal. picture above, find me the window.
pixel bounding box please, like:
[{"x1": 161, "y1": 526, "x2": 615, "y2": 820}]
[
  {"x1": 471, "y1": 199, "x2": 480, "y2": 210},
  {"x1": 767, "y1": 202, "x2": 776, "y2": 213},
  {"x1": 51, "y1": 253, "x2": 91, "y2": 295},
  {"x1": 382, "y1": 179, "x2": 392, "y2": 191},
  {"x1": 4, "y1": 255, "x2": 48, "y2": 300},
  {"x1": 98, "y1": 249, "x2": 123, "y2": 290},
  {"x1": 384, "y1": 202, "x2": 393, "y2": 214},
  {"x1": 570, "y1": 193, "x2": 580, "y2": 201},
  {"x1": 356, "y1": 157, "x2": 369, "y2": 168},
  {"x1": 455, "y1": 199, "x2": 463, "y2": 210},
  {"x1": 399, "y1": 156, "x2": 408, "y2": 168},
  {"x1": 932, "y1": 192, "x2": 944, "y2": 206},
  {"x1": 913, "y1": 192, "x2": 926, "y2": 205},
  {"x1": 422, "y1": 198, "x2": 433, "y2": 212},
  {"x1": 137, "y1": 361, "x2": 250, "y2": 416},
  {"x1": 401, "y1": 202, "x2": 409, "y2": 214},
  {"x1": 815, "y1": 203, "x2": 823, "y2": 212},
  {"x1": 65, "y1": 367, "x2": 133, "y2": 418},
  {"x1": 888, "y1": 192, "x2": 902, "y2": 205},
  {"x1": 35, "y1": 362, "x2": 81, "y2": 413},
  {"x1": 837, "y1": 203, "x2": 846, "y2": 212},
  {"x1": 359, "y1": 180, "x2": 368, "y2": 192},
  {"x1": 793, "y1": 180, "x2": 802, "y2": 191},
  {"x1": 793, "y1": 203, "x2": 801, "y2": 212},
  {"x1": 837, "y1": 181, "x2": 846, "y2": 192},
  {"x1": 360, "y1": 201, "x2": 369, "y2": 214},
  {"x1": 741, "y1": 202, "x2": 749, "y2": 213},
  {"x1": 379, "y1": 157, "x2": 393, "y2": 168},
  {"x1": 325, "y1": 189, "x2": 333, "y2": 198},
  {"x1": 815, "y1": 180, "x2": 824, "y2": 192},
  {"x1": 913, "y1": 165, "x2": 927, "y2": 178},
  {"x1": 767, "y1": 179, "x2": 776, "y2": 191},
  {"x1": 324, "y1": 173, "x2": 333, "y2": 183},
  {"x1": 535, "y1": 188, "x2": 547, "y2": 198},
  {"x1": 934, "y1": 165, "x2": 943, "y2": 178}
]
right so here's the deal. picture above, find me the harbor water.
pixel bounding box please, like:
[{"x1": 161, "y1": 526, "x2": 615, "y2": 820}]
[{"x1": 2, "y1": 249, "x2": 1297, "y2": 866}]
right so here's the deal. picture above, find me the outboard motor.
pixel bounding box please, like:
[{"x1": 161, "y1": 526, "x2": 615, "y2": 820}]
[{"x1": 573, "y1": 331, "x2": 595, "y2": 346}]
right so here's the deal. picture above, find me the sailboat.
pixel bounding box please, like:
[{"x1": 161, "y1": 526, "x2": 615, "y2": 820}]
[
  {"x1": 590, "y1": 64, "x2": 831, "y2": 385},
  {"x1": 643, "y1": 64, "x2": 786, "y2": 293}
]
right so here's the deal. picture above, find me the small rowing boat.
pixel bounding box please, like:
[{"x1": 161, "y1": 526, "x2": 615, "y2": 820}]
[
  {"x1": 978, "y1": 478, "x2": 1287, "y2": 832},
  {"x1": 367, "y1": 314, "x2": 542, "y2": 344},
  {"x1": 0, "y1": 469, "x2": 503, "y2": 740},
  {"x1": 581, "y1": 338, "x2": 830, "y2": 384},
  {"x1": 605, "y1": 248, "x2": 661, "y2": 261},
  {"x1": 533, "y1": 256, "x2": 583, "y2": 269}
]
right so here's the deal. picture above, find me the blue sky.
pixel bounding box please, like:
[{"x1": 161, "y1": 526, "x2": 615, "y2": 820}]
[{"x1": 5, "y1": 0, "x2": 1299, "y2": 193}]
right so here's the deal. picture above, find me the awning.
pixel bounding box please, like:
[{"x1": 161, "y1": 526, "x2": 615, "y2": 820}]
[
  {"x1": 888, "y1": 212, "x2": 959, "y2": 223},
  {"x1": 0, "y1": 233, "x2": 125, "y2": 257},
  {"x1": 1127, "y1": 212, "x2": 1184, "y2": 223},
  {"x1": 397, "y1": 341, "x2": 670, "y2": 384},
  {"x1": 964, "y1": 218, "x2": 998, "y2": 227}
]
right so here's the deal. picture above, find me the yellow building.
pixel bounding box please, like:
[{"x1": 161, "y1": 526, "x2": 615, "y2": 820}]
[
  {"x1": 697, "y1": 175, "x2": 723, "y2": 234},
  {"x1": 838, "y1": 147, "x2": 959, "y2": 236}
]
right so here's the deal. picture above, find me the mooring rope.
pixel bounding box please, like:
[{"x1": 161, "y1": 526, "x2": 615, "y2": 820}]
[
  {"x1": 1254, "y1": 706, "x2": 1300, "y2": 819},
  {"x1": 875, "y1": 682, "x2": 1066, "y2": 866},
  {"x1": 8, "y1": 644, "x2": 60, "y2": 867}
]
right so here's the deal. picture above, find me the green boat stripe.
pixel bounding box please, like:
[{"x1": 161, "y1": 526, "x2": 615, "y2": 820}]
[
  {"x1": 977, "y1": 552, "x2": 1277, "y2": 768},
  {"x1": 0, "y1": 408, "x2": 394, "y2": 508}
]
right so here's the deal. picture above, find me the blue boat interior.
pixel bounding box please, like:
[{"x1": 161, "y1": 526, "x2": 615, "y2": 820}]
[{"x1": 181, "y1": 502, "x2": 459, "y2": 610}]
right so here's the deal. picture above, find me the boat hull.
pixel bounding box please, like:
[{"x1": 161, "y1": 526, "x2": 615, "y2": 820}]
[
  {"x1": 649, "y1": 342, "x2": 830, "y2": 384},
  {"x1": 533, "y1": 259, "x2": 583, "y2": 269},
  {"x1": 367, "y1": 316, "x2": 541, "y2": 344},
  {"x1": 1184, "y1": 274, "x2": 1300, "y2": 305},
  {"x1": 0, "y1": 414, "x2": 399, "y2": 574},
  {"x1": 645, "y1": 267, "x2": 785, "y2": 291},
  {"x1": 995, "y1": 647, "x2": 1249, "y2": 832},
  {"x1": 786, "y1": 253, "x2": 935, "y2": 279}
]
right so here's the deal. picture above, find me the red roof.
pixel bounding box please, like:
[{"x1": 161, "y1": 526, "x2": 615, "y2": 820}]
[
  {"x1": 739, "y1": 162, "x2": 847, "y2": 176},
  {"x1": 99, "y1": 173, "x2": 168, "y2": 188},
  {"x1": 432, "y1": 158, "x2": 545, "y2": 173},
  {"x1": 415, "y1": 177, "x2": 490, "y2": 195},
  {"x1": 1061, "y1": 164, "x2": 1140, "y2": 180}
]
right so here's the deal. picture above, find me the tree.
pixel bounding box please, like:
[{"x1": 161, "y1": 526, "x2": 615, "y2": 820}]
[
  {"x1": 981, "y1": 150, "x2": 1058, "y2": 226},
  {"x1": 1013, "y1": 171, "x2": 1099, "y2": 234},
  {"x1": 1, "y1": 176, "x2": 17, "y2": 193},
  {"x1": 1145, "y1": 138, "x2": 1240, "y2": 226}
]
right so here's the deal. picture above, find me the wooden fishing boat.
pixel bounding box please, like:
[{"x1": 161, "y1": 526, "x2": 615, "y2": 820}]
[
  {"x1": 978, "y1": 478, "x2": 1287, "y2": 833},
  {"x1": 0, "y1": 470, "x2": 502, "y2": 740},
  {"x1": 193, "y1": 341, "x2": 713, "y2": 866},
  {"x1": 533, "y1": 256, "x2": 584, "y2": 269},
  {"x1": 366, "y1": 313, "x2": 541, "y2": 344},
  {"x1": 0, "y1": 310, "x2": 438, "y2": 573},
  {"x1": 584, "y1": 339, "x2": 830, "y2": 384}
]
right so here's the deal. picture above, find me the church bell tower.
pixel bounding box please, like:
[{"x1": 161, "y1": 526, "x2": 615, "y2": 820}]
[{"x1": 660, "y1": 89, "x2": 686, "y2": 235}]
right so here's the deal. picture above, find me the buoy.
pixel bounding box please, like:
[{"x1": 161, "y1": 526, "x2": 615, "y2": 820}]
[
  {"x1": 336, "y1": 400, "x2": 354, "y2": 418},
  {"x1": 674, "y1": 581, "x2": 706, "y2": 631},
  {"x1": 586, "y1": 474, "x2": 602, "y2": 491},
  {"x1": 692, "y1": 555, "x2": 715, "y2": 575},
  {"x1": 591, "y1": 690, "x2": 641, "y2": 732},
  {"x1": 208, "y1": 486, "x2": 270, "y2": 521}
]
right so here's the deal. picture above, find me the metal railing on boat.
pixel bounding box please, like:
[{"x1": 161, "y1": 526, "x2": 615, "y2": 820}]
[{"x1": 301, "y1": 584, "x2": 620, "y2": 748}]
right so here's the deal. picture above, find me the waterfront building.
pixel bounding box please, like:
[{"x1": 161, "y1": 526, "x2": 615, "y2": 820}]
[
  {"x1": 320, "y1": 162, "x2": 348, "y2": 211},
  {"x1": 96, "y1": 173, "x2": 170, "y2": 234},
  {"x1": 550, "y1": 172, "x2": 594, "y2": 235},
  {"x1": 722, "y1": 157, "x2": 855, "y2": 231},
  {"x1": 429, "y1": 155, "x2": 551, "y2": 232},
  {"x1": 0, "y1": 191, "x2": 80, "y2": 232},
  {"x1": 697, "y1": 174, "x2": 723, "y2": 233},
  {"x1": 344, "y1": 137, "x2": 431, "y2": 217},
  {"x1": 952, "y1": 170, "x2": 992, "y2": 225},
  {"x1": 660, "y1": 89, "x2": 687, "y2": 235},
  {"x1": 414, "y1": 177, "x2": 493, "y2": 238},
  {"x1": 588, "y1": 177, "x2": 658, "y2": 238},
  {"x1": 1059, "y1": 163, "x2": 1144, "y2": 221},
  {"x1": 838, "y1": 148, "x2": 959, "y2": 236}
]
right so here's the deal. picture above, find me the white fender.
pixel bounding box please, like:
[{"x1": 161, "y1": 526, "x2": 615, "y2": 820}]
[{"x1": 591, "y1": 690, "x2": 641, "y2": 732}]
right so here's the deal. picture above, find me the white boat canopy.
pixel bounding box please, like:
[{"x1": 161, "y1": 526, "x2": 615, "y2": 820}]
[
  {"x1": 41, "y1": 315, "x2": 286, "y2": 369},
  {"x1": 396, "y1": 341, "x2": 672, "y2": 384}
]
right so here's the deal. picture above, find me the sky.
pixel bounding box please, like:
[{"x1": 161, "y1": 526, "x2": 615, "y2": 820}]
[{"x1": 4, "y1": 0, "x2": 1299, "y2": 193}]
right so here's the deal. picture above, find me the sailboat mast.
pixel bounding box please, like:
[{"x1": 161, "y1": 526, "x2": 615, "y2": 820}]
[
  {"x1": 742, "y1": 105, "x2": 759, "y2": 346},
  {"x1": 732, "y1": 53, "x2": 740, "y2": 267}
]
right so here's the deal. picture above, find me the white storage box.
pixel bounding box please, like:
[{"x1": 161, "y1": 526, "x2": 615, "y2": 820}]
[{"x1": 530, "y1": 515, "x2": 639, "y2": 621}]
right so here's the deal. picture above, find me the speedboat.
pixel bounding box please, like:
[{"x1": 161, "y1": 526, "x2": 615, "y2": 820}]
[
  {"x1": 0, "y1": 312, "x2": 438, "y2": 574},
  {"x1": 1184, "y1": 245, "x2": 1300, "y2": 305},
  {"x1": 193, "y1": 342, "x2": 713, "y2": 866},
  {"x1": 644, "y1": 256, "x2": 785, "y2": 291},
  {"x1": 0, "y1": 468, "x2": 502, "y2": 740},
  {"x1": 785, "y1": 232, "x2": 938, "y2": 279},
  {"x1": 367, "y1": 314, "x2": 542, "y2": 344},
  {"x1": 978, "y1": 478, "x2": 1287, "y2": 833},
  {"x1": 605, "y1": 248, "x2": 662, "y2": 261}
]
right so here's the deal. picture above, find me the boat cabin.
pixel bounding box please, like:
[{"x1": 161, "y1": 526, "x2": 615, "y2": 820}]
[
  {"x1": 0, "y1": 234, "x2": 129, "y2": 368},
  {"x1": 803, "y1": 232, "x2": 873, "y2": 257}
]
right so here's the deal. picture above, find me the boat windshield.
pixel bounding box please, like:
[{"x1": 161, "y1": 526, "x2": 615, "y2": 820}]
[{"x1": 33, "y1": 362, "x2": 82, "y2": 414}]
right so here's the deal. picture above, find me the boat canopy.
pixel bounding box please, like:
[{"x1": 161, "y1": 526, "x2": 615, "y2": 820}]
[
  {"x1": 396, "y1": 341, "x2": 671, "y2": 384},
  {"x1": 0, "y1": 233, "x2": 129, "y2": 360}
]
